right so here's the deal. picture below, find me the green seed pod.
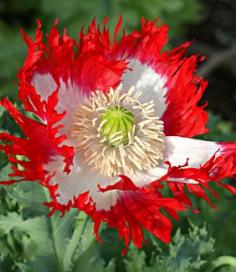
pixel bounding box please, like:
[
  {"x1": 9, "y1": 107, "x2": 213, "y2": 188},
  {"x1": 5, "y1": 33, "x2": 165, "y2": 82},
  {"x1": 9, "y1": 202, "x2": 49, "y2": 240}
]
[{"x1": 99, "y1": 106, "x2": 135, "y2": 147}]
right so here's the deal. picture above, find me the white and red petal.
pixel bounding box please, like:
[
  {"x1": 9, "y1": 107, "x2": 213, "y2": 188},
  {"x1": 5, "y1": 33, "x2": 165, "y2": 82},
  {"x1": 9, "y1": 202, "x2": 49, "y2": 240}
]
[
  {"x1": 133, "y1": 136, "x2": 236, "y2": 207},
  {"x1": 43, "y1": 158, "x2": 185, "y2": 254},
  {"x1": 18, "y1": 20, "x2": 75, "y2": 105},
  {"x1": 0, "y1": 94, "x2": 74, "y2": 184},
  {"x1": 112, "y1": 18, "x2": 208, "y2": 137},
  {"x1": 162, "y1": 137, "x2": 236, "y2": 184}
]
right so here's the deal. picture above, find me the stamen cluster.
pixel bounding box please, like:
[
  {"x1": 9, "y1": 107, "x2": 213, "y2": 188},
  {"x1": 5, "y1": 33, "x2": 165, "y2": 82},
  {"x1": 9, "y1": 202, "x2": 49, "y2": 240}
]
[{"x1": 71, "y1": 86, "x2": 164, "y2": 177}]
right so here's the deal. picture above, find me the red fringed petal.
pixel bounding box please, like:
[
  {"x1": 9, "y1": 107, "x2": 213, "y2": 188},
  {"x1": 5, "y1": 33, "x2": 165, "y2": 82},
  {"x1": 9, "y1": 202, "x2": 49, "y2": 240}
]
[
  {"x1": 112, "y1": 17, "x2": 169, "y2": 63},
  {"x1": 89, "y1": 190, "x2": 185, "y2": 255},
  {"x1": 18, "y1": 19, "x2": 127, "y2": 101},
  {"x1": 157, "y1": 142, "x2": 236, "y2": 208},
  {"x1": 0, "y1": 95, "x2": 73, "y2": 182},
  {"x1": 43, "y1": 175, "x2": 185, "y2": 254},
  {"x1": 162, "y1": 52, "x2": 208, "y2": 137},
  {"x1": 98, "y1": 175, "x2": 138, "y2": 192}
]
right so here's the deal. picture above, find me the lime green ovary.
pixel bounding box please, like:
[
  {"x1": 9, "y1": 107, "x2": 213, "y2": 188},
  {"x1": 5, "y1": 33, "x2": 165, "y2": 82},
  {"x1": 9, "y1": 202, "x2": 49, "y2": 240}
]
[{"x1": 99, "y1": 106, "x2": 135, "y2": 147}]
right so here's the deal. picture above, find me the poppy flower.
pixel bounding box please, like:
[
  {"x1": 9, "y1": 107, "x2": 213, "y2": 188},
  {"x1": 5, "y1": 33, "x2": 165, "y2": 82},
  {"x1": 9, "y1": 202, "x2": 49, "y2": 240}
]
[{"x1": 0, "y1": 18, "x2": 235, "y2": 254}]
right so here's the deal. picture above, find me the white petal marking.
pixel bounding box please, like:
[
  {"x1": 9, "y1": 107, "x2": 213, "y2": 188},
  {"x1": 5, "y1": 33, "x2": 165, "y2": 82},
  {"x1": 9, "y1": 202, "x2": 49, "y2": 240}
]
[
  {"x1": 45, "y1": 155, "x2": 119, "y2": 210},
  {"x1": 32, "y1": 73, "x2": 57, "y2": 101},
  {"x1": 127, "y1": 167, "x2": 167, "y2": 187},
  {"x1": 164, "y1": 136, "x2": 220, "y2": 168},
  {"x1": 32, "y1": 73, "x2": 85, "y2": 146},
  {"x1": 122, "y1": 59, "x2": 168, "y2": 118},
  {"x1": 56, "y1": 79, "x2": 85, "y2": 144}
]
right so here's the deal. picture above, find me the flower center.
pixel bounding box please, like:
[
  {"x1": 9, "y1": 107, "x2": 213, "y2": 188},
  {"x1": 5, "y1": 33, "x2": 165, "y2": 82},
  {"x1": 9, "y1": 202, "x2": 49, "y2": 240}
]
[
  {"x1": 71, "y1": 86, "x2": 164, "y2": 177},
  {"x1": 98, "y1": 106, "x2": 135, "y2": 147}
]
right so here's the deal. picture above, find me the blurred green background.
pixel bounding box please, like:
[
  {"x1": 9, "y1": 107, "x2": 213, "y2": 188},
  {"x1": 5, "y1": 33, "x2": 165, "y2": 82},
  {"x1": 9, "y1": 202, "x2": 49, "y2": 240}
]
[{"x1": 0, "y1": 0, "x2": 236, "y2": 271}]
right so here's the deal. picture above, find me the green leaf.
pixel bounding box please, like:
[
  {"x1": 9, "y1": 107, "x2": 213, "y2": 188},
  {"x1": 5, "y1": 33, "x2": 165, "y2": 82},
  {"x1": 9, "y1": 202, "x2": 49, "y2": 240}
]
[
  {"x1": 167, "y1": 222, "x2": 215, "y2": 271},
  {"x1": 201, "y1": 113, "x2": 236, "y2": 141},
  {"x1": 125, "y1": 251, "x2": 146, "y2": 272},
  {"x1": 125, "y1": 222, "x2": 215, "y2": 272},
  {"x1": 0, "y1": 210, "x2": 93, "y2": 272},
  {"x1": 71, "y1": 217, "x2": 115, "y2": 272},
  {"x1": 0, "y1": 180, "x2": 113, "y2": 272},
  {"x1": 63, "y1": 213, "x2": 90, "y2": 271}
]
